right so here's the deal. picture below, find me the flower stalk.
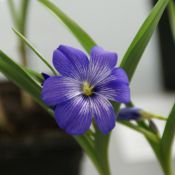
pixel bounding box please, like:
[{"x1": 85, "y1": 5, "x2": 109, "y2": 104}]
[
  {"x1": 94, "y1": 133, "x2": 111, "y2": 175},
  {"x1": 75, "y1": 133, "x2": 111, "y2": 175}
]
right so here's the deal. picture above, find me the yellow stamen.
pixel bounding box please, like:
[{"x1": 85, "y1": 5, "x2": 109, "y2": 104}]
[{"x1": 82, "y1": 81, "x2": 93, "y2": 96}]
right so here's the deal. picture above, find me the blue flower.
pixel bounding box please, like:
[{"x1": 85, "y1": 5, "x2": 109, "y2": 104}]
[
  {"x1": 41, "y1": 45, "x2": 130, "y2": 135},
  {"x1": 41, "y1": 73, "x2": 50, "y2": 81},
  {"x1": 117, "y1": 107, "x2": 141, "y2": 121},
  {"x1": 41, "y1": 73, "x2": 50, "y2": 86}
]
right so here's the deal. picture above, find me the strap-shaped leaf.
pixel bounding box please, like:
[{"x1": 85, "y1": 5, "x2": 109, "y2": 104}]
[
  {"x1": 13, "y1": 28, "x2": 57, "y2": 75},
  {"x1": 7, "y1": 0, "x2": 19, "y2": 27},
  {"x1": 18, "y1": 0, "x2": 30, "y2": 34},
  {"x1": 0, "y1": 51, "x2": 47, "y2": 110},
  {"x1": 168, "y1": 0, "x2": 175, "y2": 39},
  {"x1": 120, "y1": 0, "x2": 171, "y2": 81},
  {"x1": 160, "y1": 104, "x2": 175, "y2": 172},
  {"x1": 38, "y1": 0, "x2": 96, "y2": 53},
  {"x1": 25, "y1": 68, "x2": 44, "y2": 84}
]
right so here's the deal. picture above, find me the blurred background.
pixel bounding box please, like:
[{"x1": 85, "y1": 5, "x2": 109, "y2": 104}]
[{"x1": 0, "y1": 0, "x2": 175, "y2": 175}]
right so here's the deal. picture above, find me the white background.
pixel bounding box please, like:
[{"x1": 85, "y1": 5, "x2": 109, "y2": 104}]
[{"x1": 0, "y1": 0, "x2": 175, "y2": 175}]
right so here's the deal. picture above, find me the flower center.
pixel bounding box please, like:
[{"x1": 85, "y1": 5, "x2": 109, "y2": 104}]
[{"x1": 82, "y1": 81, "x2": 93, "y2": 96}]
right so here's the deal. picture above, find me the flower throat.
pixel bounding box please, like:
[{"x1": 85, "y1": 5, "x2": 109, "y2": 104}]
[{"x1": 82, "y1": 81, "x2": 93, "y2": 96}]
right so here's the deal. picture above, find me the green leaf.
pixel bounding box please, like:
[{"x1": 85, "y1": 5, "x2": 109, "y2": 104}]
[
  {"x1": 24, "y1": 67, "x2": 44, "y2": 84},
  {"x1": 7, "y1": 0, "x2": 19, "y2": 27},
  {"x1": 18, "y1": 0, "x2": 30, "y2": 35},
  {"x1": 168, "y1": 0, "x2": 175, "y2": 39},
  {"x1": 115, "y1": 0, "x2": 171, "y2": 115},
  {"x1": 118, "y1": 0, "x2": 172, "y2": 170},
  {"x1": 160, "y1": 104, "x2": 175, "y2": 174},
  {"x1": 8, "y1": 0, "x2": 30, "y2": 66},
  {"x1": 118, "y1": 120, "x2": 160, "y2": 143},
  {"x1": 118, "y1": 0, "x2": 171, "y2": 164},
  {"x1": 115, "y1": 0, "x2": 171, "y2": 159},
  {"x1": 0, "y1": 50, "x2": 47, "y2": 110},
  {"x1": 93, "y1": 127, "x2": 111, "y2": 175},
  {"x1": 74, "y1": 135, "x2": 103, "y2": 175},
  {"x1": 13, "y1": 28, "x2": 57, "y2": 75},
  {"x1": 38, "y1": 0, "x2": 96, "y2": 53},
  {"x1": 120, "y1": 0, "x2": 171, "y2": 81}
]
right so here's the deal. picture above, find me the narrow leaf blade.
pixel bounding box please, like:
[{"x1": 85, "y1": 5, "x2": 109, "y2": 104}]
[
  {"x1": 168, "y1": 0, "x2": 175, "y2": 39},
  {"x1": 24, "y1": 67, "x2": 44, "y2": 84},
  {"x1": 13, "y1": 28, "x2": 57, "y2": 75},
  {"x1": 161, "y1": 104, "x2": 175, "y2": 163},
  {"x1": 120, "y1": 0, "x2": 170, "y2": 81},
  {"x1": 0, "y1": 51, "x2": 47, "y2": 110}
]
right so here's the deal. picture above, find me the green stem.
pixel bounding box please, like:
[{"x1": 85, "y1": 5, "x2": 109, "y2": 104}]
[
  {"x1": 141, "y1": 111, "x2": 167, "y2": 121},
  {"x1": 152, "y1": 143, "x2": 173, "y2": 175},
  {"x1": 18, "y1": 0, "x2": 33, "y2": 108},
  {"x1": 160, "y1": 156, "x2": 173, "y2": 175},
  {"x1": 18, "y1": 0, "x2": 30, "y2": 35},
  {"x1": 13, "y1": 28, "x2": 57, "y2": 75},
  {"x1": 74, "y1": 134, "x2": 108, "y2": 175},
  {"x1": 18, "y1": 0, "x2": 30, "y2": 66},
  {"x1": 150, "y1": 115, "x2": 167, "y2": 121},
  {"x1": 96, "y1": 137, "x2": 111, "y2": 175},
  {"x1": 7, "y1": 0, "x2": 30, "y2": 66},
  {"x1": 148, "y1": 104, "x2": 175, "y2": 175},
  {"x1": 8, "y1": 0, "x2": 32, "y2": 108},
  {"x1": 7, "y1": 0, "x2": 19, "y2": 27},
  {"x1": 118, "y1": 120, "x2": 160, "y2": 143},
  {"x1": 93, "y1": 125, "x2": 111, "y2": 175},
  {"x1": 159, "y1": 104, "x2": 175, "y2": 175}
]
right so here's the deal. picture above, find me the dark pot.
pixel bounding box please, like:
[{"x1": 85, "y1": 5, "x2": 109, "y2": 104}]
[{"x1": 0, "y1": 82, "x2": 83, "y2": 175}]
